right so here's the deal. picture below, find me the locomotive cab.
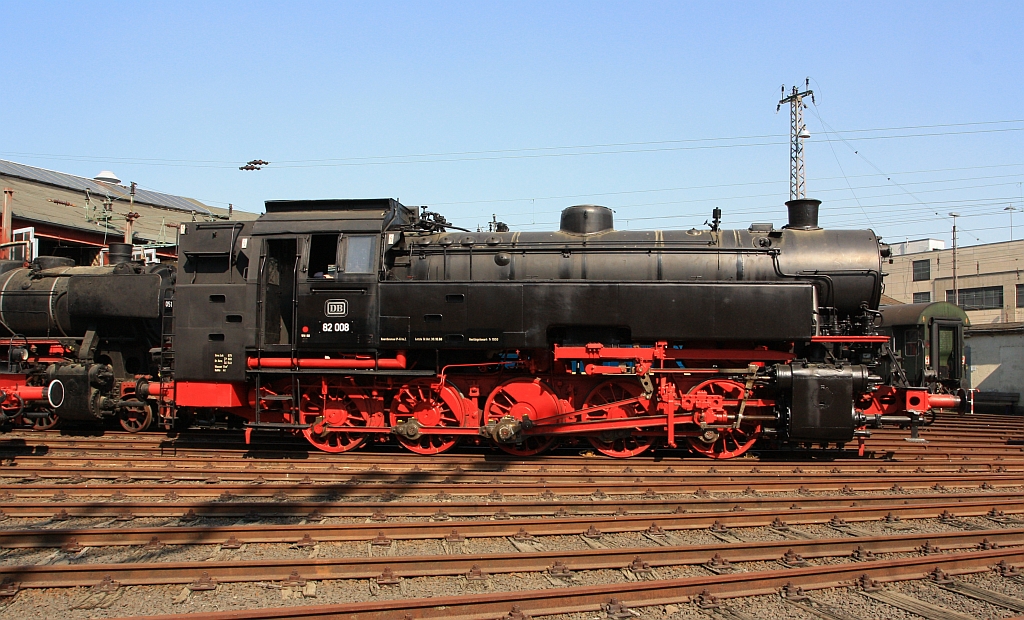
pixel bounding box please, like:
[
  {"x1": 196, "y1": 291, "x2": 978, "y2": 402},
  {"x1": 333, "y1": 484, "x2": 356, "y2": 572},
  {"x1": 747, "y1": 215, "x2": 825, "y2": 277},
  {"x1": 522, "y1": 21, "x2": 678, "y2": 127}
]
[
  {"x1": 255, "y1": 199, "x2": 410, "y2": 354},
  {"x1": 293, "y1": 231, "x2": 379, "y2": 351}
]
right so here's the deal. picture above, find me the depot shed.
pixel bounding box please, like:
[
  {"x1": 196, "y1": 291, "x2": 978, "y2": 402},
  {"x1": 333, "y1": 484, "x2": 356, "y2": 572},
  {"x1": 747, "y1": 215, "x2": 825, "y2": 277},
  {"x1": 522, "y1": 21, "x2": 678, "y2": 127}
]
[{"x1": 0, "y1": 159, "x2": 256, "y2": 265}]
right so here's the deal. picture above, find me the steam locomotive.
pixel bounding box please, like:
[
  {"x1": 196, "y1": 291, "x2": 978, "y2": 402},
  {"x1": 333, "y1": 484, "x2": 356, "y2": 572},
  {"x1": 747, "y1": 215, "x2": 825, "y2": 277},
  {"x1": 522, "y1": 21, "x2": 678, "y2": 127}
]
[{"x1": 0, "y1": 198, "x2": 966, "y2": 458}]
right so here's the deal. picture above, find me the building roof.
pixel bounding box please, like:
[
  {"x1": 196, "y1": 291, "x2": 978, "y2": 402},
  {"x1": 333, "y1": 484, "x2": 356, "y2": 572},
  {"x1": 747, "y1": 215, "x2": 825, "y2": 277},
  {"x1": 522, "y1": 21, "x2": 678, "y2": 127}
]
[
  {"x1": 0, "y1": 159, "x2": 217, "y2": 214},
  {"x1": 966, "y1": 321, "x2": 1024, "y2": 335},
  {"x1": 0, "y1": 159, "x2": 257, "y2": 246}
]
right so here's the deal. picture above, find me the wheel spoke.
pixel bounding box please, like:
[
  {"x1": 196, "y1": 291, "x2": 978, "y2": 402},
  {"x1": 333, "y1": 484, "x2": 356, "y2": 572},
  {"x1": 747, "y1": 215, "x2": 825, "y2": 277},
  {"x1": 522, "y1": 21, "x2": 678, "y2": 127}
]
[
  {"x1": 300, "y1": 385, "x2": 377, "y2": 454},
  {"x1": 685, "y1": 379, "x2": 762, "y2": 459},
  {"x1": 119, "y1": 406, "x2": 153, "y2": 433},
  {"x1": 389, "y1": 380, "x2": 464, "y2": 455},
  {"x1": 581, "y1": 379, "x2": 652, "y2": 458},
  {"x1": 31, "y1": 412, "x2": 59, "y2": 431},
  {"x1": 483, "y1": 378, "x2": 561, "y2": 456}
]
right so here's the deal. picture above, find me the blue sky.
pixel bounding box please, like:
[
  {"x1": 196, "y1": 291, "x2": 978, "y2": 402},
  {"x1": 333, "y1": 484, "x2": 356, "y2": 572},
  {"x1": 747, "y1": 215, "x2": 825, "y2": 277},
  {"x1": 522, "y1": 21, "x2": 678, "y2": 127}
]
[{"x1": 2, "y1": 2, "x2": 1022, "y2": 247}]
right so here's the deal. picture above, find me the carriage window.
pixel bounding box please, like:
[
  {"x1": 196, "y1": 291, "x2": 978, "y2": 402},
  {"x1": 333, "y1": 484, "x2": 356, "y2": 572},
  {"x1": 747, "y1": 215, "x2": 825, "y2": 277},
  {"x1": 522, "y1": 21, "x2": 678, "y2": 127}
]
[
  {"x1": 936, "y1": 325, "x2": 957, "y2": 380},
  {"x1": 343, "y1": 235, "x2": 375, "y2": 274},
  {"x1": 307, "y1": 234, "x2": 339, "y2": 278}
]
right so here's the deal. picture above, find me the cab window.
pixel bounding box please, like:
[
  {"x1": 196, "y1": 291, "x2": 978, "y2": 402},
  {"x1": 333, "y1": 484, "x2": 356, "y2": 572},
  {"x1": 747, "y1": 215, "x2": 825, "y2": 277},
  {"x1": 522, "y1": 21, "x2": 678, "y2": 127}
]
[
  {"x1": 343, "y1": 235, "x2": 375, "y2": 274},
  {"x1": 307, "y1": 234, "x2": 339, "y2": 278}
]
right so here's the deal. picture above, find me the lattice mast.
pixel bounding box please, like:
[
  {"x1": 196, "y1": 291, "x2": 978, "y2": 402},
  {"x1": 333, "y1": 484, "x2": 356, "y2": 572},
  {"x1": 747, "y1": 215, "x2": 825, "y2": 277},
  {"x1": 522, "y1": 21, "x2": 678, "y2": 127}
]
[{"x1": 777, "y1": 79, "x2": 815, "y2": 200}]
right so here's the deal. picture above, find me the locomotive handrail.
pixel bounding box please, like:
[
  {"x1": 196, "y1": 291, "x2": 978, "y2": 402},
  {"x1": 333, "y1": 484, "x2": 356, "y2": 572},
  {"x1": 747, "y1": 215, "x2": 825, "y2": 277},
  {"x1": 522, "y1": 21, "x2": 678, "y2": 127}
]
[
  {"x1": 769, "y1": 249, "x2": 837, "y2": 308},
  {"x1": 409, "y1": 243, "x2": 776, "y2": 252},
  {"x1": 810, "y1": 336, "x2": 891, "y2": 343},
  {"x1": 0, "y1": 240, "x2": 31, "y2": 261},
  {"x1": 246, "y1": 352, "x2": 407, "y2": 370}
]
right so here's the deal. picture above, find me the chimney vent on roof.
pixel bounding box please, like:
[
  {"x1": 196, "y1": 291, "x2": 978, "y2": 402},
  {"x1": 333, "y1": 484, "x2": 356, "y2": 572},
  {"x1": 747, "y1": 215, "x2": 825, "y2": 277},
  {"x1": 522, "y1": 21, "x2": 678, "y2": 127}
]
[
  {"x1": 94, "y1": 171, "x2": 121, "y2": 185},
  {"x1": 559, "y1": 204, "x2": 614, "y2": 235}
]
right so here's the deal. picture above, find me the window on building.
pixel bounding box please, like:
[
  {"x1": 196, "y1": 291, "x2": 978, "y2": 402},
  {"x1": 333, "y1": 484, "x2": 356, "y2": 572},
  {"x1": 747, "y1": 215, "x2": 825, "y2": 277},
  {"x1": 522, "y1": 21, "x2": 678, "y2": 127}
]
[
  {"x1": 912, "y1": 259, "x2": 930, "y2": 281},
  {"x1": 945, "y1": 286, "x2": 1004, "y2": 310},
  {"x1": 1017, "y1": 283, "x2": 1024, "y2": 308},
  {"x1": 913, "y1": 292, "x2": 931, "y2": 304},
  {"x1": 11, "y1": 227, "x2": 37, "y2": 262}
]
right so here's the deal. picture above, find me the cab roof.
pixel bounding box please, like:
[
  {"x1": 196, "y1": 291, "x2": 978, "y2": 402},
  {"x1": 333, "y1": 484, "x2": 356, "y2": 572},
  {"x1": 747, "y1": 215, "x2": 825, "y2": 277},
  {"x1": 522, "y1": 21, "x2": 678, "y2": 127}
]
[
  {"x1": 255, "y1": 199, "x2": 415, "y2": 234},
  {"x1": 264, "y1": 198, "x2": 406, "y2": 213}
]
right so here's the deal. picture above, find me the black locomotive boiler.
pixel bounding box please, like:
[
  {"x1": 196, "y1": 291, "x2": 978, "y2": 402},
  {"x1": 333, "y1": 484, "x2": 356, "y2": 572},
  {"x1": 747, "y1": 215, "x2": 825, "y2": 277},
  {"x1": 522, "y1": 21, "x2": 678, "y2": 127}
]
[
  {"x1": 0, "y1": 243, "x2": 173, "y2": 431},
  {"x1": 0, "y1": 198, "x2": 964, "y2": 458}
]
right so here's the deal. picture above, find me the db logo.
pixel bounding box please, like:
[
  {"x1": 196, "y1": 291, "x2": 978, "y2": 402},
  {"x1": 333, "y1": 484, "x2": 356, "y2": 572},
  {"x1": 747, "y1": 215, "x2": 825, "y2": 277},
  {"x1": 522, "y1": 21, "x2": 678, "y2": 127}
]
[{"x1": 325, "y1": 299, "x2": 348, "y2": 317}]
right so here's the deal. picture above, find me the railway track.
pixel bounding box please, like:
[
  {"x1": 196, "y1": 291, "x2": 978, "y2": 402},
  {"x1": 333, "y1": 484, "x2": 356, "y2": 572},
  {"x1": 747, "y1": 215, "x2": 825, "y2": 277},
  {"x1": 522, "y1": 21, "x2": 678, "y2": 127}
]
[
  {"x1": 5, "y1": 528, "x2": 1023, "y2": 588},
  {"x1": 101, "y1": 548, "x2": 1024, "y2": 620},
  {"x1": 1, "y1": 411, "x2": 1021, "y2": 460},
  {"x1": 2, "y1": 494, "x2": 1023, "y2": 549},
  {"x1": 0, "y1": 489, "x2": 1020, "y2": 520},
  {"x1": 0, "y1": 411, "x2": 1022, "y2": 619},
  {"x1": 0, "y1": 472, "x2": 1020, "y2": 501}
]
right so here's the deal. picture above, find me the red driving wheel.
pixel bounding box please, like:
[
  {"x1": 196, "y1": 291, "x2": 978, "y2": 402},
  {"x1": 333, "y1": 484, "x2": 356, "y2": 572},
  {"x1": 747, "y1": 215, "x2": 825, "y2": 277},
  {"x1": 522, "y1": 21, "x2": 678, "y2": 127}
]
[
  {"x1": 483, "y1": 378, "x2": 561, "y2": 456},
  {"x1": 389, "y1": 379, "x2": 465, "y2": 455},
  {"x1": 580, "y1": 379, "x2": 653, "y2": 458},
  {"x1": 685, "y1": 379, "x2": 762, "y2": 459},
  {"x1": 300, "y1": 386, "x2": 379, "y2": 453}
]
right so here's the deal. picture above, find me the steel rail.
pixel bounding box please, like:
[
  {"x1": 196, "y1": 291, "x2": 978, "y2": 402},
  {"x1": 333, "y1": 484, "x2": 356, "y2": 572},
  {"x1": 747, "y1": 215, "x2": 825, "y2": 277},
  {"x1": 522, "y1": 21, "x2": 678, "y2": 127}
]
[
  {"x1": 103, "y1": 548, "x2": 1024, "y2": 620},
  {"x1": 2, "y1": 428, "x2": 1021, "y2": 455},
  {"x1": 2, "y1": 496, "x2": 1021, "y2": 549},
  {"x1": 1, "y1": 473, "x2": 1020, "y2": 503},
  {"x1": 2, "y1": 445, "x2": 1020, "y2": 464},
  {"x1": 1, "y1": 414, "x2": 1019, "y2": 446},
  {"x1": 0, "y1": 489, "x2": 1019, "y2": 520},
  {"x1": 3, "y1": 528, "x2": 1022, "y2": 589},
  {"x1": 3, "y1": 460, "x2": 1024, "y2": 479},
  {"x1": 8, "y1": 471, "x2": 1024, "y2": 485},
  {"x1": 4, "y1": 457, "x2": 1024, "y2": 476}
]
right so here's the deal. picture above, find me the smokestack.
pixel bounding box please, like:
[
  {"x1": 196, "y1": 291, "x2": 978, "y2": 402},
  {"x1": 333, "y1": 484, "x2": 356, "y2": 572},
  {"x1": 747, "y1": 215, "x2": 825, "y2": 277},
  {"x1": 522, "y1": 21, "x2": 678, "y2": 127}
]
[
  {"x1": 107, "y1": 242, "x2": 133, "y2": 265},
  {"x1": 784, "y1": 198, "x2": 821, "y2": 230}
]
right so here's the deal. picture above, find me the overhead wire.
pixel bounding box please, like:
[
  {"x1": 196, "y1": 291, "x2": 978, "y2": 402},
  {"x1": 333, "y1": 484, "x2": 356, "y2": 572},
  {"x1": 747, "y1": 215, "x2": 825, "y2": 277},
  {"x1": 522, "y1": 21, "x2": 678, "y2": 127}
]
[
  {"x1": 806, "y1": 106, "x2": 984, "y2": 242},
  {"x1": 491, "y1": 178, "x2": 1024, "y2": 222},
  {"x1": 1, "y1": 119, "x2": 1023, "y2": 169}
]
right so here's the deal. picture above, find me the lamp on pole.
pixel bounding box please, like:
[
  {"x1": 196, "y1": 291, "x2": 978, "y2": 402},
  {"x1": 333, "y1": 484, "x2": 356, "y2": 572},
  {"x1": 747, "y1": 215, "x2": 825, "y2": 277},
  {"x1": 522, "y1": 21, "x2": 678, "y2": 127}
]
[
  {"x1": 949, "y1": 212, "x2": 960, "y2": 306},
  {"x1": 1005, "y1": 206, "x2": 1022, "y2": 241}
]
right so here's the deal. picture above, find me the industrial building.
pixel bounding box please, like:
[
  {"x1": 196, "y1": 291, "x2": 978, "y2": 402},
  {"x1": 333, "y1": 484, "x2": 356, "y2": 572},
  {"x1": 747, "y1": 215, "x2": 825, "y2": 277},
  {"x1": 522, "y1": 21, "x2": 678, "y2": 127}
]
[
  {"x1": 885, "y1": 237, "x2": 1023, "y2": 324},
  {"x1": 0, "y1": 159, "x2": 255, "y2": 264}
]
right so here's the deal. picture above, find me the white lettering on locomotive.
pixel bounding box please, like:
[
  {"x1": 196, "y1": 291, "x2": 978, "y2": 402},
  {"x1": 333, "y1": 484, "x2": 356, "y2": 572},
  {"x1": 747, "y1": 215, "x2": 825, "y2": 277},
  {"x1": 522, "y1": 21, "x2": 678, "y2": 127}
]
[
  {"x1": 325, "y1": 299, "x2": 348, "y2": 317},
  {"x1": 213, "y1": 353, "x2": 233, "y2": 372}
]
